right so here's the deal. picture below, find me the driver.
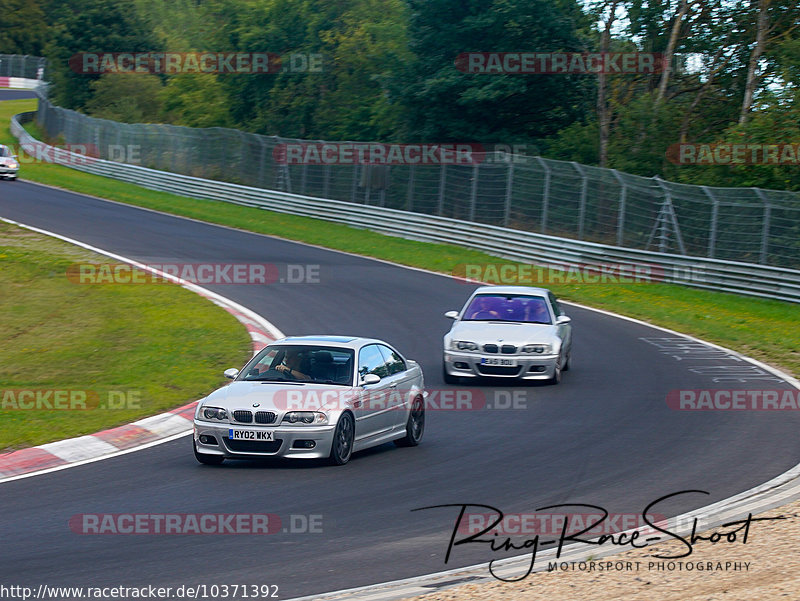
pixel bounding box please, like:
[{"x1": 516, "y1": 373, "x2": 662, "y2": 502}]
[
  {"x1": 275, "y1": 349, "x2": 311, "y2": 380},
  {"x1": 468, "y1": 296, "x2": 500, "y2": 319}
]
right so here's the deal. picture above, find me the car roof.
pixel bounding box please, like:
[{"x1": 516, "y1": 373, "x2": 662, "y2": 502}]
[
  {"x1": 273, "y1": 335, "x2": 389, "y2": 349},
  {"x1": 471, "y1": 285, "x2": 552, "y2": 296}
]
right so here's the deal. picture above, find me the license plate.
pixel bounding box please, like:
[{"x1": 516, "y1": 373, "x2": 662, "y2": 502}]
[
  {"x1": 481, "y1": 357, "x2": 517, "y2": 366},
  {"x1": 228, "y1": 429, "x2": 274, "y2": 441}
]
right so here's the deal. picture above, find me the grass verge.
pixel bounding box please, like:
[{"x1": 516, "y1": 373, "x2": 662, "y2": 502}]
[
  {"x1": 0, "y1": 219, "x2": 252, "y2": 451},
  {"x1": 2, "y1": 97, "x2": 798, "y2": 383}
]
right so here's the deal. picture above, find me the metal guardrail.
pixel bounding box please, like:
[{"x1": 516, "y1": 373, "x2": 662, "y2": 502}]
[{"x1": 9, "y1": 109, "x2": 800, "y2": 304}]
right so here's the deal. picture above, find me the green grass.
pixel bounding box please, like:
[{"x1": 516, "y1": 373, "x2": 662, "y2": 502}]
[
  {"x1": 3, "y1": 97, "x2": 799, "y2": 384},
  {"x1": 0, "y1": 220, "x2": 252, "y2": 451}
]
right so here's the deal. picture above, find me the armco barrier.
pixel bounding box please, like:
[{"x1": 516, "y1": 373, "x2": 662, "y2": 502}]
[{"x1": 8, "y1": 107, "x2": 800, "y2": 304}]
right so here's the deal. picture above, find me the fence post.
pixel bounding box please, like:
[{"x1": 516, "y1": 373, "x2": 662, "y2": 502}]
[
  {"x1": 651, "y1": 177, "x2": 687, "y2": 255},
  {"x1": 258, "y1": 137, "x2": 267, "y2": 187},
  {"x1": 437, "y1": 165, "x2": 447, "y2": 216},
  {"x1": 469, "y1": 163, "x2": 479, "y2": 221},
  {"x1": 406, "y1": 165, "x2": 415, "y2": 211},
  {"x1": 702, "y1": 186, "x2": 718, "y2": 259},
  {"x1": 611, "y1": 169, "x2": 626, "y2": 247},
  {"x1": 535, "y1": 157, "x2": 550, "y2": 234},
  {"x1": 503, "y1": 158, "x2": 514, "y2": 227},
  {"x1": 572, "y1": 162, "x2": 587, "y2": 240},
  {"x1": 754, "y1": 189, "x2": 771, "y2": 265}
]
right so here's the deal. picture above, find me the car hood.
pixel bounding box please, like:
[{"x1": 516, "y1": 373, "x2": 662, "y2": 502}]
[
  {"x1": 448, "y1": 320, "x2": 561, "y2": 345},
  {"x1": 202, "y1": 381, "x2": 356, "y2": 412}
]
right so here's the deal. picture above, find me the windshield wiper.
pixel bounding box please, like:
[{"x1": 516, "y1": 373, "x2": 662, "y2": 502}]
[
  {"x1": 246, "y1": 377, "x2": 305, "y2": 384},
  {"x1": 311, "y1": 379, "x2": 351, "y2": 386}
]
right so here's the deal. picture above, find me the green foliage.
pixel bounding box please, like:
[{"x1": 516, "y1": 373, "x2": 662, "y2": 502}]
[
  {"x1": 85, "y1": 73, "x2": 165, "y2": 123},
  {"x1": 0, "y1": 0, "x2": 47, "y2": 55},
  {"x1": 43, "y1": 0, "x2": 163, "y2": 110},
  {"x1": 391, "y1": 0, "x2": 595, "y2": 144},
  {"x1": 5, "y1": 0, "x2": 797, "y2": 194},
  {"x1": 160, "y1": 74, "x2": 233, "y2": 128}
]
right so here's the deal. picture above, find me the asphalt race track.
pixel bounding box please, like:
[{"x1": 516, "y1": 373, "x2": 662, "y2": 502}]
[
  {"x1": 2, "y1": 172, "x2": 800, "y2": 598},
  {"x1": 0, "y1": 90, "x2": 38, "y2": 101}
]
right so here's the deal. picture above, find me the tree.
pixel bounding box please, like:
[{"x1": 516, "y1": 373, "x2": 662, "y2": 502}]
[
  {"x1": 160, "y1": 74, "x2": 233, "y2": 128},
  {"x1": 43, "y1": 0, "x2": 162, "y2": 110},
  {"x1": 391, "y1": 0, "x2": 595, "y2": 145},
  {"x1": 0, "y1": 0, "x2": 47, "y2": 56},
  {"x1": 84, "y1": 72, "x2": 164, "y2": 123}
]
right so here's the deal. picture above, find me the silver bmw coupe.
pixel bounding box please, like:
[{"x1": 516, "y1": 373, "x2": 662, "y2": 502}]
[
  {"x1": 193, "y1": 336, "x2": 425, "y2": 466},
  {"x1": 443, "y1": 286, "x2": 572, "y2": 384}
]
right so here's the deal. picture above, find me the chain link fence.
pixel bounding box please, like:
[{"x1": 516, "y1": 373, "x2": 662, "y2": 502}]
[
  {"x1": 0, "y1": 54, "x2": 47, "y2": 79},
  {"x1": 5, "y1": 53, "x2": 798, "y2": 269}
]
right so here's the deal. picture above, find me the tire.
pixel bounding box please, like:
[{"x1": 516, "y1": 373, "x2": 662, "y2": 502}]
[
  {"x1": 395, "y1": 396, "x2": 425, "y2": 447},
  {"x1": 328, "y1": 412, "x2": 355, "y2": 465},
  {"x1": 193, "y1": 440, "x2": 224, "y2": 465},
  {"x1": 562, "y1": 352, "x2": 571, "y2": 371},
  {"x1": 549, "y1": 358, "x2": 562, "y2": 385},
  {"x1": 443, "y1": 364, "x2": 460, "y2": 385}
]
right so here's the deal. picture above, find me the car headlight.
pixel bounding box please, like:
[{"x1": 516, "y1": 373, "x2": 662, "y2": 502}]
[
  {"x1": 282, "y1": 411, "x2": 328, "y2": 425},
  {"x1": 451, "y1": 340, "x2": 479, "y2": 351},
  {"x1": 201, "y1": 406, "x2": 228, "y2": 420},
  {"x1": 522, "y1": 344, "x2": 551, "y2": 354},
  {"x1": 8, "y1": 162, "x2": 18, "y2": 169}
]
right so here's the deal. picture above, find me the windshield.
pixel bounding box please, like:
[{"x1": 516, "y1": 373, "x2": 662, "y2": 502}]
[
  {"x1": 462, "y1": 294, "x2": 552, "y2": 324},
  {"x1": 0, "y1": 146, "x2": 10, "y2": 158},
  {"x1": 239, "y1": 344, "x2": 355, "y2": 385}
]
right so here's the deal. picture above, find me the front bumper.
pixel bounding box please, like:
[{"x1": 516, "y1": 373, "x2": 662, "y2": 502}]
[
  {"x1": 193, "y1": 419, "x2": 336, "y2": 460},
  {"x1": 444, "y1": 349, "x2": 559, "y2": 380},
  {"x1": 0, "y1": 166, "x2": 18, "y2": 178}
]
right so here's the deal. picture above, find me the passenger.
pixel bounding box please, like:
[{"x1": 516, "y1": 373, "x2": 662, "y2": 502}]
[{"x1": 527, "y1": 301, "x2": 550, "y2": 323}]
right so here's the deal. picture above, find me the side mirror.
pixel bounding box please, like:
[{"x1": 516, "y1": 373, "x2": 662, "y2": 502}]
[
  {"x1": 361, "y1": 373, "x2": 381, "y2": 386},
  {"x1": 223, "y1": 368, "x2": 239, "y2": 379},
  {"x1": 11, "y1": 155, "x2": 17, "y2": 159},
  {"x1": 556, "y1": 315, "x2": 571, "y2": 325},
  {"x1": 444, "y1": 310, "x2": 459, "y2": 320}
]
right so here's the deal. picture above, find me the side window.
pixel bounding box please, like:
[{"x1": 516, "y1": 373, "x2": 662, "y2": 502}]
[
  {"x1": 548, "y1": 292, "x2": 563, "y2": 316},
  {"x1": 378, "y1": 345, "x2": 406, "y2": 376},
  {"x1": 358, "y1": 344, "x2": 390, "y2": 379}
]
